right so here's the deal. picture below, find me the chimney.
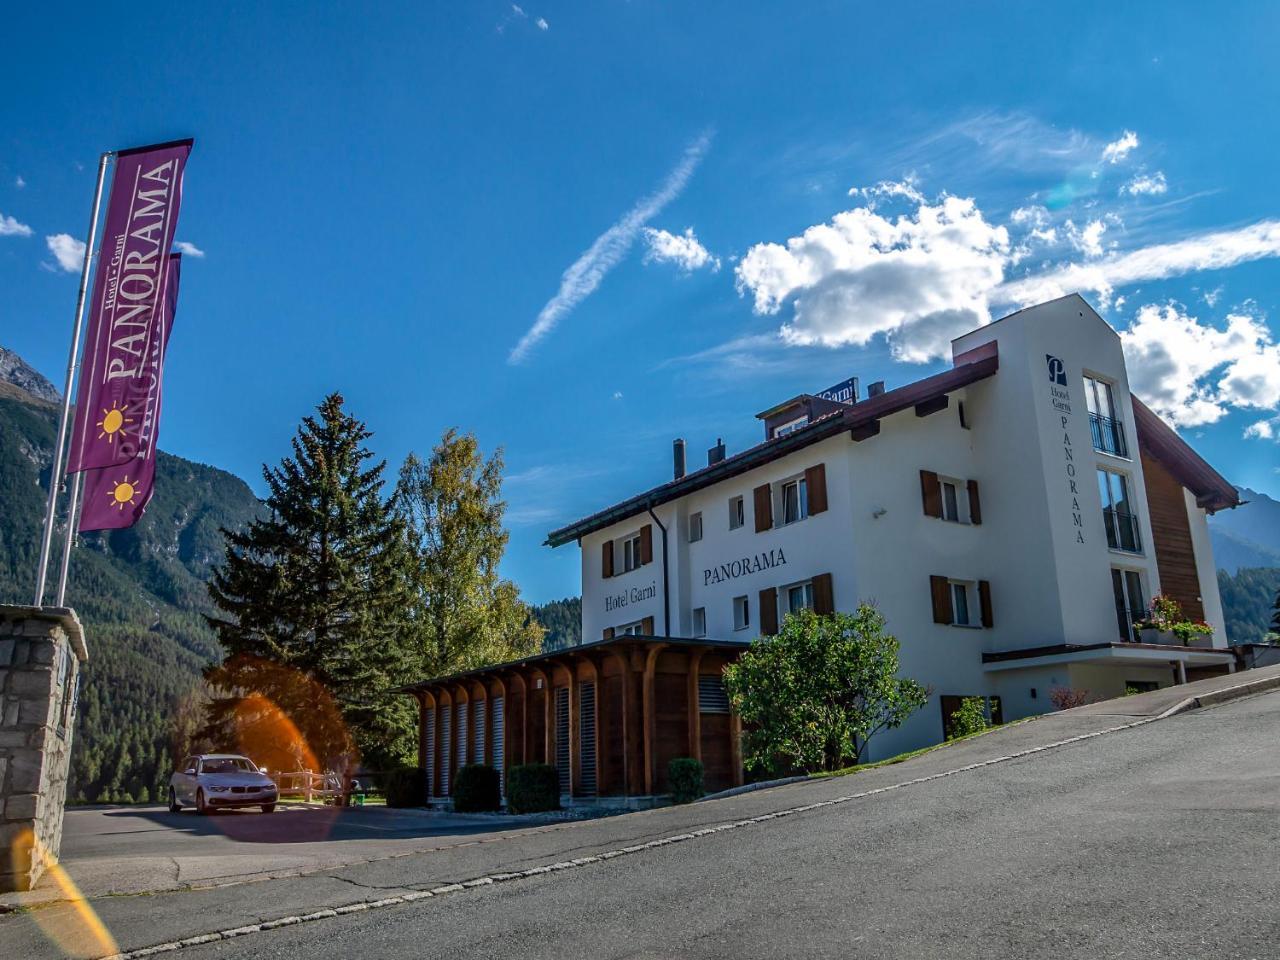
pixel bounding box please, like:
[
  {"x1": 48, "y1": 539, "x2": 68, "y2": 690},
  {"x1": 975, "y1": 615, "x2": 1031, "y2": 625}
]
[
  {"x1": 673, "y1": 438, "x2": 687, "y2": 480},
  {"x1": 708, "y1": 438, "x2": 726, "y2": 466},
  {"x1": 868, "y1": 380, "x2": 885, "y2": 397}
]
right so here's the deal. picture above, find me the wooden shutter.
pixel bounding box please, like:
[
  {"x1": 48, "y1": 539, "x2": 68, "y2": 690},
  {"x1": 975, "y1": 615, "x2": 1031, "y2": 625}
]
[
  {"x1": 930, "y1": 575, "x2": 953, "y2": 624},
  {"x1": 978, "y1": 580, "x2": 993, "y2": 628},
  {"x1": 967, "y1": 479, "x2": 982, "y2": 525},
  {"x1": 639, "y1": 524, "x2": 653, "y2": 565},
  {"x1": 640, "y1": 615, "x2": 655, "y2": 636},
  {"x1": 805, "y1": 464, "x2": 828, "y2": 515},
  {"x1": 601, "y1": 541, "x2": 614, "y2": 579},
  {"x1": 753, "y1": 483, "x2": 773, "y2": 532},
  {"x1": 603, "y1": 627, "x2": 614, "y2": 641},
  {"x1": 759, "y1": 588, "x2": 778, "y2": 636},
  {"x1": 920, "y1": 470, "x2": 942, "y2": 518},
  {"x1": 812, "y1": 572, "x2": 834, "y2": 615}
]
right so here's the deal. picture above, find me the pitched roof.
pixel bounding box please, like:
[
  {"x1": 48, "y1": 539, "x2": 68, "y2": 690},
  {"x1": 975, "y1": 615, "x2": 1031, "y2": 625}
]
[
  {"x1": 1131, "y1": 397, "x2": 1240, "y2": 513},
  {"x1": 544, "y1": 342, "x2": 999, "y2": 546}
]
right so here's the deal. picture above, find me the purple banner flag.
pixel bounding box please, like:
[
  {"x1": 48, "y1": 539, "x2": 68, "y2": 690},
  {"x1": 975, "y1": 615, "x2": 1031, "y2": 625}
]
[
  {"x1": 68, "y1": 139, "x2": 192, "y2": 474},
  {"x1": 79, "y1": 254, "x2": 181, "y2": 532}
]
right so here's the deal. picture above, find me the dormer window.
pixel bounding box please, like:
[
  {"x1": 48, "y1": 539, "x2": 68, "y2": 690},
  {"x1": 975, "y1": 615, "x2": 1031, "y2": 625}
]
[{"x1": 774, "y1": 416, "x2": 808, "y2": 438}]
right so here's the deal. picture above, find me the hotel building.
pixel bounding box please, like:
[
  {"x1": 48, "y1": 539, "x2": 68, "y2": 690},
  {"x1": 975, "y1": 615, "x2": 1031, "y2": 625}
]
[{"x1": 405, "y1": 294, "x2": 1239, "y2": 801}]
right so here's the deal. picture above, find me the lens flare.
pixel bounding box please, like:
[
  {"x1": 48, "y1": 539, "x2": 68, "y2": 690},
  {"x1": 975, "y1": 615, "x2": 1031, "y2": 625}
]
[{"x1": 10, "y1": 829, "x2": 118, "y2": 958}]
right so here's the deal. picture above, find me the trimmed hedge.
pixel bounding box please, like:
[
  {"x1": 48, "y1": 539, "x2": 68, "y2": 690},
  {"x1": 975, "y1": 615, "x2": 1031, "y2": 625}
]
[
  {"x1": 668, "y1": 757, "x2": 704, "y2": 804},
  {"x1": 506, "y1": 763, "x2": 561, "y2": 814},
  {"x1": 383, "y1": 766, "x2": 428, "y2": 808},
  {"x1": 453, "y1": 764, "x2": 502, "y2": 813}
]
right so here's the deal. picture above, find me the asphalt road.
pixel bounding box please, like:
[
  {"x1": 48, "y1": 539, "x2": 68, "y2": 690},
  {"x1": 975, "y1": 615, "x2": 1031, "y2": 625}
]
[{"x1": 173, "y1": 691, "x2": 1280, "y2": 960}]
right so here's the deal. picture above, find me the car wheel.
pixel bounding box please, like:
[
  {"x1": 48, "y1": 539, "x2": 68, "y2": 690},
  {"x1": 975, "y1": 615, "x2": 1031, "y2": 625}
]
[
  {"x1": 196, "y1": 788, "x2": 209, "y2": 816},
  {"x1": 168, "y1": 787, "x2": 181, "y2": 813},
  {"x1": 261, "y1": 803, "x2": 276, "y2": 814}
]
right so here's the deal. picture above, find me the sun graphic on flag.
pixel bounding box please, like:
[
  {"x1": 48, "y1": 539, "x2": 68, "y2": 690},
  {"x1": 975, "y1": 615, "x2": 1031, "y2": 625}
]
[
  {"x1": 96, "y1": 402, "x2": 134, "y2": 443},
  {"x1": 109, "y1": 476, "x2": 137, "y2": 510}
]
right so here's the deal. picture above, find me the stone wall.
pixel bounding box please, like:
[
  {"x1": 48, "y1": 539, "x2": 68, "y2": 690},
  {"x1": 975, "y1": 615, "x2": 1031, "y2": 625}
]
[{"x1": 0, "y1": 605, "x2": 87, "y2": 892}]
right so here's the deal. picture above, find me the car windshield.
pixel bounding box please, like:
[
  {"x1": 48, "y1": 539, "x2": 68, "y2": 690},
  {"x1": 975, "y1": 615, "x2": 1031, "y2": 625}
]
[{"x1": 200, "y1": 758, "x2": 256, "y2": 775}]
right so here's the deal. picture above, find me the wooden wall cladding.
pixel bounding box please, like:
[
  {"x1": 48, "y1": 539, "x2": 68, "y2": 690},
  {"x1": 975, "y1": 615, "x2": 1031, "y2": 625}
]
[{"x1": 1140, "y1": 451, "x2": 1205, "y2": 622}]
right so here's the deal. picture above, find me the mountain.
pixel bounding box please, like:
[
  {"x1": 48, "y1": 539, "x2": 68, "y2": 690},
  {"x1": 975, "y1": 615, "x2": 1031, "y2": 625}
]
[
  {"x1": 0, "y1": 347, "x2": 60, "y2": 404},
  {"x1": 0, "y1": 354, "x2": 261, "y2": 802},
  {"x1": 1209, "y1": 487, "x2": 1280, "y2": 573}
]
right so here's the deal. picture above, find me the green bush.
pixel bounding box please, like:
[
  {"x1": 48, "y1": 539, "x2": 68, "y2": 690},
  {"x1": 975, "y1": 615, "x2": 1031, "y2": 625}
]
[
  {"x1": 452, "y1": 764, "x2": 502, "y2": 812},
  {"x1": 947, "y1": 697, "x2": 991, "y2": 740},
  {"x1": 383, "y1": 766, "x2": 428, "y2": 808},
  {"x1": 668, "y1": 757, "x2": 704, "y2": 804},
  {"x1": 506, "y1": 763, "x2": 560, "y2": 814}
]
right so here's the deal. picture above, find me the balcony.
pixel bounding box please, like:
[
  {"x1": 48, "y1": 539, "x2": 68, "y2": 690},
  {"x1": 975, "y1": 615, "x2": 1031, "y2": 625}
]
[
  {"x1": 1090, "y1": 412, "x2": 1128, "y2": 457},
  {"x1": 1102, "y1": 507, "x2": 1142, "y2": 553}
]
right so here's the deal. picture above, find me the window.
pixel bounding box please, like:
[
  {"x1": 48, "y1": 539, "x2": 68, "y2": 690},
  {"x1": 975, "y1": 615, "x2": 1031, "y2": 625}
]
[
  {"x1": 1098, "y1": 469, "x2": 1141, "y2": 553},
  {"x1": 732, "y1": 595, "x2": 750, "y2": 631},
  {"x1": 1126, "y1": 680, "x2": 1160, "y2": 693},
  {"x1": 786, "y1": 581, "x2": 814, "y2": 614},
  {"x1": 691, "y1": 607, "x2": 707, "y2": 638},
  {"x1": 1085, "y1": 375, "x2": 1128, "y2": 456},
  {"x1": 623, "y1": 531, "x2": 642, "y2": 572},
  {"x1": 729, "y1": 495, "x2": 745, "y2": 530},
  {"x1": 775, "y1": 416, "x2": 808, "y2": 438},
  {"x1": 950, "y1": 581, "x2": 972, "y2": 626},
  {"x1": 780, "y1": 477, "x2": 809, "y2": 525},
  {"x1": 941, "y1": 480, "x2": 961, "y2": 522},
  {"x1": 619, "y1": 620, "x2": 645, "y2": 636},
  {"x1": 689, "y1": 512, "x2": 703, "y2": 543},
  {"x1": 1111, "y1": 568, "x2": 1146, "y2": 642},
  {"x1": 698, "y1": 675, "x2": 731, "y2": 714}
]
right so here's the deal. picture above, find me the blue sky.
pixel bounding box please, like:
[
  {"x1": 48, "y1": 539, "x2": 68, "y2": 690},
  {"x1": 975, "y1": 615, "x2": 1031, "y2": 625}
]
[{"x1": 2, "y1": 2, "x2": 1278, "y2": 602}]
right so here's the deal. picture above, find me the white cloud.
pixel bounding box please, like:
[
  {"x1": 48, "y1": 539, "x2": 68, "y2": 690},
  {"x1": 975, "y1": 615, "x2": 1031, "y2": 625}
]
[
  {"x1": 45, "y1": 233, "x2": 85, "y2": 273},
  {"x1": 849, "y1": 177, "x2": 925, "y2": 206},
  {"x1": 1120, "y1": 304, "x2": 1280, "y2": 428},
  {"x1": 14, "y1": 176, "x2": 25, "y2": 189},
  {"x1": 174, "y1": 241, "x2": 205, "y2": 258},
  {"x1": 1122, "y1": 171, "x2": 1168, "y2": 196},
  {"x1": 1101, "y1": 130, "x2": 1139, "y2": 164},
  {"x1": 509, "y1": 131, "x2": 712, "y2": 364},
  {"x1": 0, "y1": 213, "x2": 32, "y2": 237},
  {"x1": 1064, "y1": 218, "x2": 1108, "y2": 258},
  {"x1": 612, "y1": 390, "x2": 623, "y2": 400},
  {"x1": 1245, "y1": 417, "x2": 1278, "y2": 441},
  {"x1": 998, "y1": 219, "x2": 1280, "y2": 308},
  {"x1": 642, "y1": 226, "x2": 720, "y2": 273},
  {"x1": 734, "y1": 193, "x2": 1009, "y2": 363},
  {"x1": 536, "y1": 17, "x2": 549, "y2": 30}
]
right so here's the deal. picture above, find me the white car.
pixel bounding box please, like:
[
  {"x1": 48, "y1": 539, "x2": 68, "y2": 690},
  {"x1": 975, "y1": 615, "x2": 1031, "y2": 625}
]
[{"x1": 169, "y1": 754, "x2": 278, "y2": 815}]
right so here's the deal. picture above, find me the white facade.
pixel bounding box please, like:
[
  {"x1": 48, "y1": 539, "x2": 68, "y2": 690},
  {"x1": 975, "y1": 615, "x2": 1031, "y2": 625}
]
[{"x1": 553, "y1": 295, "x2": 1237, "y2": 762}]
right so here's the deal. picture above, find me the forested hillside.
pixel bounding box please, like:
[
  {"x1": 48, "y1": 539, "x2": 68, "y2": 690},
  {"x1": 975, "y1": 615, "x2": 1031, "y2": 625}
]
[
  {"x1": 533, "y1": 596, "x2": 582, "y2": 650},
  {"x1": 1218, "y1": 567, "x2": 1280, "y2": 645},
  {"x1": 0, "y1": 368, "x2": 260, "y2": 802}
]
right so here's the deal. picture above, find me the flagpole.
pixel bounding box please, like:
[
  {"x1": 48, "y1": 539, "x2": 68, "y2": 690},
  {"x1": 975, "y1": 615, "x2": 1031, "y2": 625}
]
[
  {"x1": 54, "y1": 470, "x2": 86, "y2": 606},
  {"x1": 33, "y1": 151, "x2": 112, "y2": 607}
]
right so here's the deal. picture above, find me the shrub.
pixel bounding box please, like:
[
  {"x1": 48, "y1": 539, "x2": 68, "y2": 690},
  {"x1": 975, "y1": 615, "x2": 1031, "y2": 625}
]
[
  {"x1": 506, "y1": 763, "x2": 560, "y2": 814},
  {"x1": 383, "y1": 766, "x2": 428, "y2": 808},
  {"x1": 452, "y1": 764, "x2": 502, "y2": 813},
  {"x1": 723, "y1": 605, "x2": 929, "y2": 774},
  {"x1": 668, "y1": 757, "x2": 704, "y2": 804},
  {"x1": 1048, "y1": 687, "x2": 1092, "y2": 711},
  {"x1": 947, "y1": 697, "x2": 990, "y2": 740}
]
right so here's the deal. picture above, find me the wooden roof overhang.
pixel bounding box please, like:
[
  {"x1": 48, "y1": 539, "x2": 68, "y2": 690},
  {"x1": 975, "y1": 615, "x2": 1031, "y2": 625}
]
[{"x1": 398, "y1": 635, "x2": 751, "y2": 695}]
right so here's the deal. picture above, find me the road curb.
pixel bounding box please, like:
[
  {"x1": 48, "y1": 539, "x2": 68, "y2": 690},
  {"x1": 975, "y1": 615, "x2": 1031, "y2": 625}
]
[{"x1": 87, "y1": 679, "x2": 1278, "y2": 960}]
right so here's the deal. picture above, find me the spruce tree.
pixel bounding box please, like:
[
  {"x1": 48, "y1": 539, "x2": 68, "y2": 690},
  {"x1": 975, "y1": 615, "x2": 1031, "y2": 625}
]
[
  {"x1": 204, "y1": 394, "x2": 415, "y2": 771},
  {"x1": 395, "y1": 430, "x2": 543, "y2": 678}
]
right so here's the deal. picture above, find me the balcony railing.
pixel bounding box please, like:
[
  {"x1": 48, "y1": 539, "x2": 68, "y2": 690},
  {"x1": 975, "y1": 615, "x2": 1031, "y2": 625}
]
[
  {"x1": 1090, "y1": 412, "x2": 1128, "y2": 457},
  {"x1": 1102, "y1": 507, "x2": 1142, "y2": 553}
]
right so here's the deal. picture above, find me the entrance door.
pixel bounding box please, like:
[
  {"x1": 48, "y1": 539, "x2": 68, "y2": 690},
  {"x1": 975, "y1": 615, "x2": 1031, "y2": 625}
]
[
  {"x1": 554, "y1": 687, "x2": 570, "y2": 795},
  {"x1": 579, "y1": 681, "x2": 597, "y2": 797}
]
